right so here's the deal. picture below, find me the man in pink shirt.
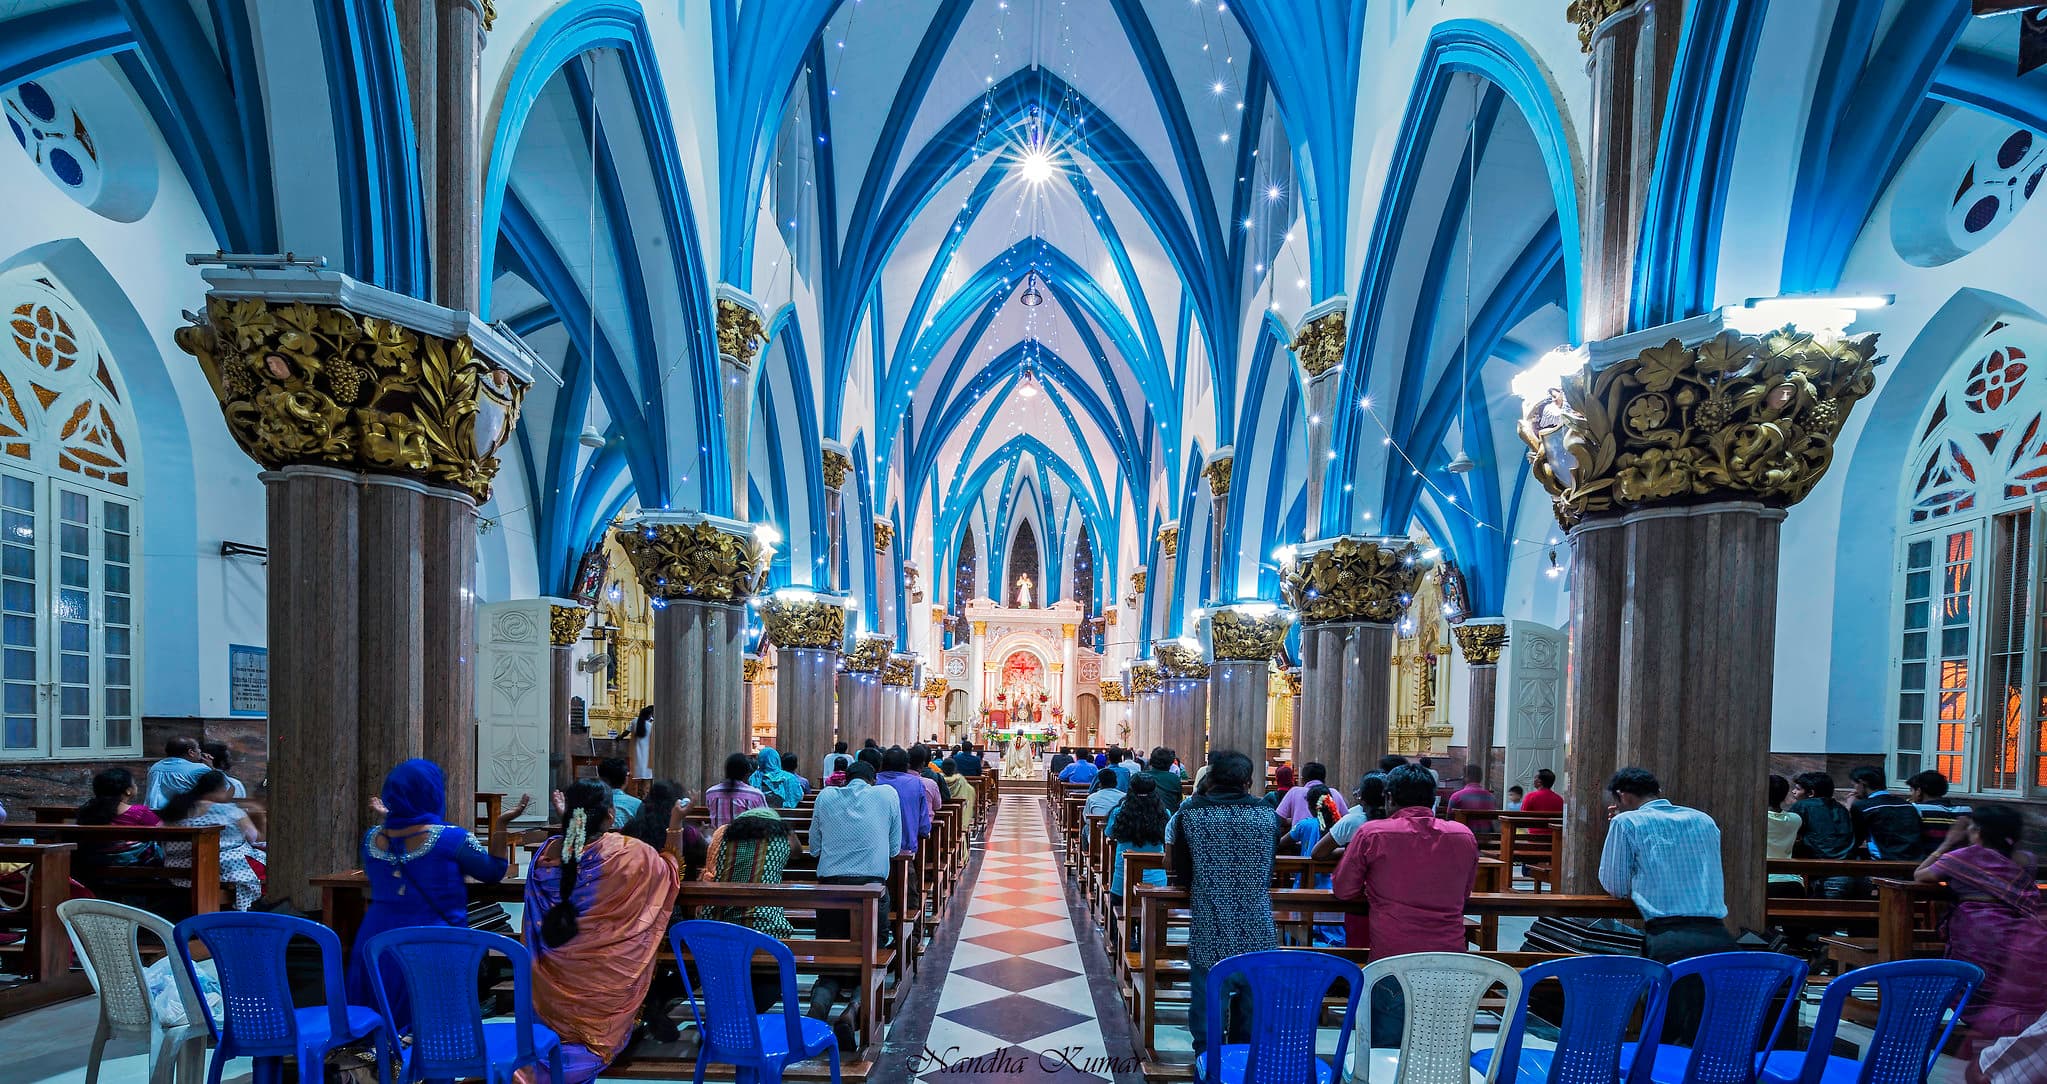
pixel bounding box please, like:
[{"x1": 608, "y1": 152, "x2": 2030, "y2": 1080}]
[
  {"x1": 1274, "y1": 761, "x2": 1349, "y2": 823},
  {"x1": 1446, "y1": 765, "x2": 1499, "y2": 832},
  {"x1": 1332, "y1": 763, "x2": 1478, "y2": 1048}
]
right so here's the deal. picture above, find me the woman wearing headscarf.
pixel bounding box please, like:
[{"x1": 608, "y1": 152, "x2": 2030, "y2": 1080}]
[
  {"x1": 1263, "y1": 764, "x2": 1298, "y2": 808},
  {"x1": 524, "y1": 781, "x2": 687, "y2": 1083},
  {"x1": 346, "y1": 759, "x2": 526, "y2": 1022},
  {"x1": 701, "y1": 805, "x2": 797, "y2": 1011},
  {"x1": 748, "y1": 747, "x2": 806, "y2": 810}
]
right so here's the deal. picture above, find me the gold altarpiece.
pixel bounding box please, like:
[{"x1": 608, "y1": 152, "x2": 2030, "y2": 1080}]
[
  {"x1": 1391, "y1": 566, "x2": 1453, "y2": 755},
  {"x1": 587, "y1": 528, "x2": 655, "y2": 738}
]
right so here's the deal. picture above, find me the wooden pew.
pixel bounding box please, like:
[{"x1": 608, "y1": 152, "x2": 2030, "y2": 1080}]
[
  {"x1": 0, "y1": 841, "x2": 92, "y2": 1016},
  {"x1": 3, "y1": 823, "x2": 224, "y2": 918}
]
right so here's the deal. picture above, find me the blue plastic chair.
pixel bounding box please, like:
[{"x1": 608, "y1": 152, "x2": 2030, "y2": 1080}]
[
  {"x1": 173, "y1": 911, "x2": 392, "y2": 1084},
  {"x1": 1473, "y1": 955, "x2": 1671, "y2": 1084},
  {"x1": 1758, "y1": 960, "x2": 1982, "y2": 1084},
  {"x1": 669, "y1": 919, "x2": 842, "y2": 1084},
  {"x1": 1619, "y1": 952, "x2": 1808, "y2": 1084},
  {"x1": 360, "y1": 926, "x2": 564, "y2": 1084},
  {"x1": 1198, "y1": 949, "x2": 1363, "y2": 1084}
]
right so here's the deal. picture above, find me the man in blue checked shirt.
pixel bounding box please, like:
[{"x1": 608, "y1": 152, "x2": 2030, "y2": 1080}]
[{"x1": 1599, "y1": 766, "x2": 1736, "y2": 1038}]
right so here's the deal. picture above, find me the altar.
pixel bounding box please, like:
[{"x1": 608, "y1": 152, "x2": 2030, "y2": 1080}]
[{"x1": 927, "y1": 588, "x2": 1104, "y2": 749}]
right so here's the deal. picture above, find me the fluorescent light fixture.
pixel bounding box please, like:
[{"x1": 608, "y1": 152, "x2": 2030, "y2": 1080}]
[{"x1": 1723, "y1": 295, "x2": 1891, "y2": 338}]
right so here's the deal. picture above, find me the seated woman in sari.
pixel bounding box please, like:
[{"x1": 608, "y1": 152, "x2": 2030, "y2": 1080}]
[
  {"x1": 523, "y1": 781, "x2": 687, "y2": 1084},
  {"x1": 749, "y1": 747, "x2": 806, "y2": 810},
  {"x1": 346, "y1": 759, "x2": 524, "y2": 1023},
  {"x1": 75, "y1": 767, "x2": 164, "y2": 867},
  {"x1": 702, "y1": 806, "x2": 797, "y2": 1011},
  {"x1": 1915, "y1": 802, "x2": 2047, "y2": 1048}
]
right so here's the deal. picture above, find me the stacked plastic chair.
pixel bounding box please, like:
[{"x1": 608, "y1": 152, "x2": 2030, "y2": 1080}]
[
  {"x1": 59, "y1": 899, "x2": 211, "y2": 1084},
  {"x1": 669, "y1": 919, "x2": 843, "y2": 1084},
  {"x1": 1200, "y1": 949, "x2": 1364, "y2": 1084},
  {"x1": 360, "y1": 926, "x2": 564, "y2": 1084},
  {"x1": 172, "y1": 911, "x2": 392, "y2": 1084}
]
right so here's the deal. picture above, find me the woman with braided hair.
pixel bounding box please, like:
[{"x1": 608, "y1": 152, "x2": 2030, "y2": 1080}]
[{"x1": 521, "y1": 780, "x2": 686, "y2": 1083}]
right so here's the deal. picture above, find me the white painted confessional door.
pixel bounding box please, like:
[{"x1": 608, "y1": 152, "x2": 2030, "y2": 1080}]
[
  {"x1": 1503, "y1": 620, "x2": 1566, "y2": 790},
  {"x1": 475, "y1": 600, "x2": 554, "y2": 811},
  {"x1": 0, "y1": 467, "x2": 136, "y2": 758}
]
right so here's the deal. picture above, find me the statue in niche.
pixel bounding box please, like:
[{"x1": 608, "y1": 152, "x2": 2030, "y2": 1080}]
[
  {"x1": 1015, "y1": 574, "x2": 1033, "y2": 609},
  {"x1": 1519, "y1": 386, "x2": 1578, "y2": 492}
]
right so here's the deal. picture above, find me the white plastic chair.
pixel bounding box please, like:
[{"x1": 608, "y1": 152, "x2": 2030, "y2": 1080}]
[
  {"x1": 1348, "y1": 952, "x2": 1522, "y2": 1084},
  {"x1": 58, "y1": 898, "x2": 210, "y2": 1084}
]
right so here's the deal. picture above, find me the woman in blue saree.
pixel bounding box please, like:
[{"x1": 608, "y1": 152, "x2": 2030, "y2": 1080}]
[
  {"x1": 749, "y1": 746, "x2": 806, "y2": 809},
  {"x1": 345, "y1": 759, "x2": 527, "y2": 1024}
]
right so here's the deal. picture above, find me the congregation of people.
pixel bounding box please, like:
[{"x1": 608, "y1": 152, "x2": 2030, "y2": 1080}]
[{"x1": 18, "y1": 731, "x2": 2047, "y2": 1083}]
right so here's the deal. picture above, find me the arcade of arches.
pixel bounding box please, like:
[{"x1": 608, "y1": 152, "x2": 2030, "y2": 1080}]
[{"x1": 5, "y1": 0, "x2": 2047, "y2": 1080}]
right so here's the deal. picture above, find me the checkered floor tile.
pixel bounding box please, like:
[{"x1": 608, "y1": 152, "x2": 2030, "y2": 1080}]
[{"x1": 918, "y1": 795, "x2": 1118, "y2": 1082}]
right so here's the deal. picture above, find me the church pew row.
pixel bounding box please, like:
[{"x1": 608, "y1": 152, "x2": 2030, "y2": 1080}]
[
  {"x1": 2, "y1": 822, "x2": 227, "y2": 919},
  {"x1": 0, "y1": 841, "x2": 93, "y2": 1017}
]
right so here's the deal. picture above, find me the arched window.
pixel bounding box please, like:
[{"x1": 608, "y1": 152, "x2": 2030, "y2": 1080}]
[
  {"x1": 1892, "y1": 317, "x2": 2047, "y2": 793},
  {"x1": 0, "y1": 269, "x2": 140, "y2": 759}
]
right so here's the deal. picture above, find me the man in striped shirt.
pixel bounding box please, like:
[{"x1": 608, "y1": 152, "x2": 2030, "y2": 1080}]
[{"x1": 1599, "y1": 766, "x2": 1735, "y2": 1038}]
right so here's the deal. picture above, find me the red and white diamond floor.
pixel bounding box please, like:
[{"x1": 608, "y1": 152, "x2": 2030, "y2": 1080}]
[{"x1": 917, "y1": 797, "x2": 1118, "y2": 1082}]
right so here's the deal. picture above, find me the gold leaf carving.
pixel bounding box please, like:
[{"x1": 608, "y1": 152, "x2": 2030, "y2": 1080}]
[
  {"x1": 882, "y1": 654, "x2": 918, "y2": 687},
  {"x1": 175, "y1": 297, "x2": 525, "y2": 500},
  {"x1": 758, "y1": 596, "x2": 847, "y2": 649},
  {"x1": 1157, "y1": 525, "x2": 1178, "y2": 558},
  {"x1": 613, "y1": 520, "x2": 768, "y2": 602},
  {"x1": 548, "y1": 604, "x2": 588, "y2": 647},
  {"x1": 1204, "y1": 457, "x2": 1233, "y2": 497},
  {"x1": 1518, "y1": 329, "x2": 1881, "y2": 527},
  {"x1": 821, "y1": 448, "x2": 851, "y2": 491},
  {"x1": 1281, "y1": 537, "x2": 1422, "y2": 625},
  {"x1": 1291, "y1": 308, "x2": 1347, "y2": 377},
  {"x1": 1451, "y1": 622, "x2": 1508, "y2": 667},
  {"x1": 919, "y1": 677, "x2": 948, "y2": 698},
  {"x1": 873, "y1": 521, "x2": 894, "y2": 551},
  {"x1": 842, "y1": 633, "x2": 894, "y2": 673},
  {"x1": 743, "y1": 655, "x2": 766, "y2": 682},
  {"x1": 1098, "y1": 679, "x2": 1131, "y2": 702},
  {"x1": 1153, "y1": 638, "x2": 1208, "y2": 679},
  {"x1": 716, "y1": 296, "x2": 768, "y2": 368},
  {"x1": 1567, "y1": 0, "x2": 1638, "y2": 51},
  {"x1": 1129, "y1": 571, "x2": 1146, "y2": 595},
  {"x1": 1127, "y1": 660, "x2": 1163, "y2": 694},
  {"x1": 1210, "y1": 608, "x2": 1293, "y2": 662}
]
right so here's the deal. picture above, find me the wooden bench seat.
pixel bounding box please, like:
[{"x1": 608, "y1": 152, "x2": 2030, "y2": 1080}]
[
  {"x1": 4, "y1": 822, "x2": 226, "y2": 919},
  {"x1": 0, "y1": 841, "x2": 92, "y2": 1017}
]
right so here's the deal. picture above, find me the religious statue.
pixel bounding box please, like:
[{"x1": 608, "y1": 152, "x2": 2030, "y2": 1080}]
[
  {"x1": 1518, "y1": 386, "x2": 1577, "y2": 493},
  {"x1": 1015, "y1": 573, "x2": 1033, "y2": 609}
]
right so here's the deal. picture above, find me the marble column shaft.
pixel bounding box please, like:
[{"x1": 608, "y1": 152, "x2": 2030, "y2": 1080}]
[
  {"x1": 1582, "y1": 1, "x2": 1680, "y2": 340},
  {"x1": 837, "y1": 672, "x2": 882, "y2": 748},
  {"x1": 651, "y1": 600, "x2": 745, "y2": 796},
  {"x1": 1560, "y1": 518, "x2": 1627, "y2": 896},
  {"x1": 1208, "y1": 661, "x2": 1268, "y2": 790},
  {"x1": 356, "y1": 478, "x2": 426, "y2": 822},
  {"x1": 422, "y1": 491, "x2": 478, "y2": 822},
  {"x1": 550, "y1": 642, "x2": 573, "y2": 791},
  {"x1": 433, "y1": 0, "x2": 483, "y2": 312},
  {"x1": 1616, "y1": 502, "x2": 1784, "y2": 932},
  {"x1": 777, "y1": 647, "x2": 840, "y2": 771},
  {"x1": 1337, "y1": 624, "x2": 1398, "y2": 800},
  {"x1": 262, "y1": 467, "x2": 362, "y2": 910},
  {"x1": 1302, "y1": 370, "x2": 1340, "y2": 538},
  {"x1": 1134, "y1": 691, "x2": 1160, "y2": 751},
  {"x1": 1465, "y1": 663, "x2": 1500, "y2": 786},
  {"x1": 1160, "y1": 677, "x2": 1207, "y2": 768}
]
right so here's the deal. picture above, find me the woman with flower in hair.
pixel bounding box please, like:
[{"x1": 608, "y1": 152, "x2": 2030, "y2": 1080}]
[
  {"x1": 1284, "y1": 780, "x2": 1347, "y2": 945},
  {"x1": 522, "y1": 780, "x2": 686, "y2": 1083}
]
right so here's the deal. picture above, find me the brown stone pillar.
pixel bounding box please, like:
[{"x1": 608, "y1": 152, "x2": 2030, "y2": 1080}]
[
  {"x1": 434, "y1": 0, "x2": 484, "y2": 311},
  {"x1": 422, "y1": 489, "x2": 478, "y2": 820},
  {"x1": 357, "y1": 478, "x2": 426, "y2": 815},
  {"x1": 1452, "y1": 621, "x2": 1508, "y2": 787},
  {"x1": 1204, "y1": 456, "x2": 1232, "y2": 602},
  {"x1": 759, "y1": 593, "x2": 847, "y2": 768},
  {"x1": 262, "y1": 467, "x2": 362, "y2": 909},
  {"x1": 1574, "y1": 0, "x2": 1680, "y2": 341},
  {"x1": 615, "y1": 514, "x2": 768, "y2": 797},
  {"x1": 1128, "y1": 662, "x2": 1162, "y2": 751},
  {"x1": 179, "y1": 286, "x2": 531, "y2": 910},
  {"x1": 1207, "y1": 606, "x2": 1291, "y2": 793},
  {"x1": 1284, "y1": 536, "x2": 1420, "y2": 796},
  {"x1": 1291, "y1": 302, "x2": 1346, "y2": 539},
  {"x1": 822, "y1": 446, "x2": 850, "y2": 591},
  {"x1": 1519, "y1": 321, "x2": 1882, "y2": 916},
  {"x1": 548, "y1": 602, "x2": 588, "y2": 790},
  {"x1": 840, "y1": 633, "x2": 894, "y2": 749},
  {"x1": 1559, "y1": 516, "x2": 1625, "y2": 895},
  {"x1": 716, "y1": 290, "x2": 768, "y2": 518},
  {"x1": 1151, "y1": 526, "x2": 1179, "y2": 640}
]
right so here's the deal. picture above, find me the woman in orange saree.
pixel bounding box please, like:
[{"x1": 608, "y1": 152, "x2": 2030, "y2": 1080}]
[{"x1": 520, "y1": 781, "x2": 684, "y2": 1084}]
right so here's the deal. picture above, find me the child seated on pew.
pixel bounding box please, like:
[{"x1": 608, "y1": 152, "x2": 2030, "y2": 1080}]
[{"x1": 160, "y1": 770, "x2": 264, "y2": 911}]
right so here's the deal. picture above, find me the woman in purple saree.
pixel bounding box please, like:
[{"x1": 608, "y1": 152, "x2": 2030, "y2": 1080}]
[{"x1": 1916, "y1": 802, "x2": 2047, "y2": 1046}]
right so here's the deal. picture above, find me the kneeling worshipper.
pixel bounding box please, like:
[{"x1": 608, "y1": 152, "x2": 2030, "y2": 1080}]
[
  {"x1": 1914, "y1": 803, "x2": 2047, "y2": 1057},
  {"x1": 751, "y1": 746, "x2": 807, "y2": 810},
  {"x1": 346, "y1": 759, "x2": 526, "y2": 1024},
  {"x1": 702, "y1": 805, "x2": 799, "y2": 1012},
  {"x1": 523, "y1": 781, "x2": 688, "y2": 1084}
]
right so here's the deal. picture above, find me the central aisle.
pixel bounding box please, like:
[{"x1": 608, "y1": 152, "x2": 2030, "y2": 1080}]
[{"x1": 912, "y1": 795, "x2": 1137, "y2": 1082}]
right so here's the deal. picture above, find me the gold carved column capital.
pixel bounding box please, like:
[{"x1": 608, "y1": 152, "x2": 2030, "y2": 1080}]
[
  {"x1": 1520, "y1": 328, "x2": 1881, "y2": 527},
  {"x1": 1281, "y1": 536, "x2": 1423, "y2": 625},
  {"x1": 758, "y1": 594, "x2": 848, "y2": 649},
  {"x1": 1127, "y1": 661, "x2": 1163, "y2": 694},
  {"x1": 1129, "y1": 571, "x2": 1147, "y2": 595},
  {"x1": 1204, "y1": 457, "x2": 1233, "y2": 497},
  {"x1": 613, "y1": 515, "x2": 768, "y2": 602},
  {"x1": 1451, "y1": 621, "x2": 1509, "y2": 667},
  {"x1": 1567, "y1": 0, "x2": 1639, "y2": 51},
  {"x1": 821, "y1": 448, "x2": 852, "y2": 491},
  {"x1": 843, "y1": 632, "x2": 895, "y2": 673},
  {"x1": 548, "y1": 604, "x2": 588, "y2": 647},
  {"x1": 715, "y1": 294, "x2": 769, "y2": 368},
  {"x1": 1153, "y1": 639, "x2": 1208, "y2": 679},
  {"x1": 1060, "y1": 623, "x2": 1077, "y2": 639},
  {"x1": 742, "y1": 656, "x2": 767, "y2": 683},
  {"x1": 1049, "y1": 661, "x2": 1065, "y2": 674},
  {"x1": 970, "y1": 620, "x2": 987, "y2": 638},
  {"x1": 1209, "y1": 606, "x2": 1293, "y2": 662},
  {"x1": 919, "y1": 677, "x2": 948, "y2": 698},
  {"x1": 1099, "y1": 679, "x2": 1131, "y2": 702},
  {"x1": 1291, "y1": 307, "x2": 1347, "y2": 378},
  {"x1": 176, "y1": 296, "x2": 527, "y2": 501},
  {"x1": 873, "y1": 521, "x2": 894, "y2": 552},
  {"x1": 882, "y1": 654, "x2": 918, "y2": 687},
  {"x1": 1157, "y1": 524, "x2": 1179, "y2": 558}
]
